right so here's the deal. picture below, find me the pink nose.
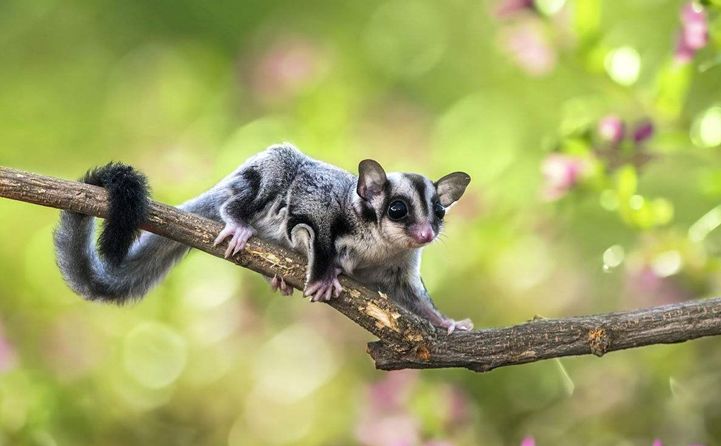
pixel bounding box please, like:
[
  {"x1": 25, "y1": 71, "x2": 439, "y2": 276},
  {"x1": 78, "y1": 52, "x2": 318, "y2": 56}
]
[{"x1": 409, "y1": 224, "x2": 435, "y2": 244}]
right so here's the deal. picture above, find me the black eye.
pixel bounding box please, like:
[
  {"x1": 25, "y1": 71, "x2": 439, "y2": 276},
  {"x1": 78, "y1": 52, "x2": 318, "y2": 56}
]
[
  {"x1": 433, "y1": 202, "x2": 445, "y2": 219},
  {"x1": 387, "y1": 200, "x2": 408, "y2": 220}
]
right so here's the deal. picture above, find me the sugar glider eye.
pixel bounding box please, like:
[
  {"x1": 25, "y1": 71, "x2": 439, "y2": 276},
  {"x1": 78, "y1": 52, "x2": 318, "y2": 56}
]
[
  {"x1": 433, "y1": 202, "x2": 446, "y2": 219},
  {"x1": 387, "y1": 200, "x2": 408, "y2": 220}
]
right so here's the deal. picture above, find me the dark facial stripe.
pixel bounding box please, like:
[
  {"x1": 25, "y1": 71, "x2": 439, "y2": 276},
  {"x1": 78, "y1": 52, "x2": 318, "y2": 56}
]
[
  {"x1": 405, "y1": 174, "x2": 429, "y2": 216},
  {"x1": 379, "y1": 180, "x2": 393, "y2": 222},
  {"x1": 359, "y1": 202, "x2": 377, "y2": 224}
]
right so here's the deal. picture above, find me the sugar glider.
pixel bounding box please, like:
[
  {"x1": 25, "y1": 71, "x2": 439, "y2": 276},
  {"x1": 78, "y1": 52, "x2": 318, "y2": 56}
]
[{"x1": 54, "y1": 144, "x2": 473, "y2": 333}]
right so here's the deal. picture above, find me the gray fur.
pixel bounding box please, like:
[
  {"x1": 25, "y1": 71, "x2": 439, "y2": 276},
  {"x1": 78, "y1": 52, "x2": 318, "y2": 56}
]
[
  {"x1": 54, "y1": 143, "x2": 472, "y2": 331},
  {"x1": 54, "y1": 188, "x2": 228, "y2": 302}
]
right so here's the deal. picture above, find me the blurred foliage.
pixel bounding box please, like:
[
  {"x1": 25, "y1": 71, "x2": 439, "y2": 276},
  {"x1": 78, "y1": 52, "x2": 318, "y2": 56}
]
[{"x1": 0, "y1": 0, "x2": 721, "y2": 445}]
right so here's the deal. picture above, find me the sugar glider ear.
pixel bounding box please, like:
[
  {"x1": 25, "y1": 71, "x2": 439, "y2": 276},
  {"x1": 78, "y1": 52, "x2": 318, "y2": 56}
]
[
  {"x1": 357, "y1": 159, "x2": 387, "y2": 200},
  {"x1": 435, "y1": 172, "x2": 471, "y2": 207}
]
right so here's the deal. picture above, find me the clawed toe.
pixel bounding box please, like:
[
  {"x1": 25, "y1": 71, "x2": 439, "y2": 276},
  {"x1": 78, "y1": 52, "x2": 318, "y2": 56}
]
[
  {"x1": 213, "y1": 223, "x2": 255, "y2": 258},
  {"x1": 280, "y1": 283, "x2": 293, "y2": 296},
  {"x1": 213, "y1": 226, "x2": 234, "y2": 246},
  {"x1": 455, "y1": 318, "x2": 473, "y2": 331},
  {"x1": 443, "y1": 318, "x2": 474, "y2": 335},
  {"x1": 271, "y1": 275, "x2": 294, "y2": 296},
  {"x1": 304, "y1": 277, "x2": 342, "y2": 302}
]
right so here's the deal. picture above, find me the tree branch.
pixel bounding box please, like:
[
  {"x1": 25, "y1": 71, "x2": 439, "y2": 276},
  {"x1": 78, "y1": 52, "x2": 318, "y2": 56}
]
[{"x1": 2, "y1": 165, "x2": 720, "y2": 372}]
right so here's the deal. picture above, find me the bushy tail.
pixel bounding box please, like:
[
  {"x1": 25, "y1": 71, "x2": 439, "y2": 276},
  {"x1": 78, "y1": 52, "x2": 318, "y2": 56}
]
[{"x1": 54, "y1": 163, "x2": 223, "y2": 303}]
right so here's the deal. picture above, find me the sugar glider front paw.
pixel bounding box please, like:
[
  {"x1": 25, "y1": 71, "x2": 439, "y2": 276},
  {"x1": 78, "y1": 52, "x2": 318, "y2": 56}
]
[
  {"x1": 213, "y1": 222, "x2": 256, "y2": 258},
  {"x1": 304, "y1": 272, "x2": 342, "y2": 302},
  {"x1": 437, "y1": 317, "x2": 474, "y2": 335}
]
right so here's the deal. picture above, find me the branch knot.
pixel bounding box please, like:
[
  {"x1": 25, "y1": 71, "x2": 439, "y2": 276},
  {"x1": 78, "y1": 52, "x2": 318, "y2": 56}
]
[{"x1": 588, "y1": 326, "x2": 611, "y2": 357}]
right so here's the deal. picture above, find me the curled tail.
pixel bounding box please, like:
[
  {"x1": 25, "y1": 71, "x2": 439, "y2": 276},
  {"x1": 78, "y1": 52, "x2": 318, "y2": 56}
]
[
  {"x1": 54, "y1": 163, "x2": 224, "y2": 303},
  {"x1": 83, "y1": 163, "x2": 150, "y2": 266}
]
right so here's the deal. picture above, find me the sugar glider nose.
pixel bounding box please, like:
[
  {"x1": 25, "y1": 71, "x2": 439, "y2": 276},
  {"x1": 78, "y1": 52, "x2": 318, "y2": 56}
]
[{"x1": 409, "y1": 224, "x2": 435, "y2": 244}]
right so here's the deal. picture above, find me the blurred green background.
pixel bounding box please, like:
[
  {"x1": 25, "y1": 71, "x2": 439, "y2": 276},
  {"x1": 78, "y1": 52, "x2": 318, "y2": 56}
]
[{"x1": 1, "y1": 0, "x2": 721, "y2": 444}]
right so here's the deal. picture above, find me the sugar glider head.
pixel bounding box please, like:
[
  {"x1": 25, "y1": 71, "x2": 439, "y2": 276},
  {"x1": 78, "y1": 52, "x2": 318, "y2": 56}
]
[{"x1": 356, "y1": 159, "x2": 471, "y2": 249}]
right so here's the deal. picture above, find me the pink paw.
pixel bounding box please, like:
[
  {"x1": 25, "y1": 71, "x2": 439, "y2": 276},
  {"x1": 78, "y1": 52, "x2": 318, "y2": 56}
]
[
  {"x1": 213, "y1": 222, "x2": 256, "y2": 258},
  {"x1": 304, "y1": 276, "x2": 342, "y2": 302},
  {"x1": 439, "y1": 318, "x2": 473, "y2": 335},
  {"x1": 270, "y1": 274, "x2": 294, "y2": 296}
]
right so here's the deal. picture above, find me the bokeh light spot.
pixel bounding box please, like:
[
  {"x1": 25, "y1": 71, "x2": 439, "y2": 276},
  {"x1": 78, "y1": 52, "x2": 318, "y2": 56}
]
[
  {"x1": 188, "y1": 302, "x2": 242, "y2": 346},
  {"x1": 691, "y1": 106, "x2": 721, "y2": 148},
  {"x1": 494, "y1": 236, "x2": 552, "y2": 291},
  {"x1": 233, "y1": 388, "x2": 315, "y2": 445},
  {"x1": 123, "y1": 322, "x2": 187, "y2": 389},
  {"x1": 536, "y1": 0, "x2": 567, "y2": 16},
  {"x1": 111, "y1": 371, "x2": 174, "y2": 411},
  {"x1": 600, "y1": 189, "x2": 619, "y2": 210},
  {"x1": 179, "y1": 255, "x2": 240, "y2": 310},
  {"x1": 605, "y1": 47, "x2": 641, "y2": 86},
  {"x1": 602, "y1": 245, "x2": 625, "y2": 271},
  {"x1": 652, "y1": 250, "x2": 682, "y2": 277},
  {"x1": 650, "y1": 198, "x2": 674, "y2": 226},
  {"x1": 253, "y1": 324, "x2": 338, "y2": 404},
  {"x1": 629, "y1": 194, "x2": 644, "y2": 210}
]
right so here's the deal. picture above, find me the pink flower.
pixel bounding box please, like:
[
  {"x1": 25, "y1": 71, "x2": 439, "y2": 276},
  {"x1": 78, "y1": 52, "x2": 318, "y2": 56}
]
[
  {"x1": 598, "y1": 115, "x2": 625, "y2": 144},
  {"x1": 355, "y1": 413, "x2": 420, "y2": 446},
  {"x1": 633, "y1": 120, "x2": 654, "y2": 144},
  {"x1": 593, "y1": 116, "x2": 656, "y2": 171},
  {"x1": 521, "y1": 437, "x2": 536, "y2": 446},
  {"x1": 499, "y1": 21, "x2": 557, "y2": 76},
  {"x1": 495, "y1": 0, "x2": 535, "y2": 18},
  {"x1": 249, "y1": 37, "x2": 327, "y2": 103},
  {"x1": 674, "y1": 2, "x2": 708, "y2": 63},
  {"x1": 681, "y1": 2, "x2": 707, "y2": 28},
  {"x1": 682, "y1": 20, "x2": 708, "y2": 49},
  {"x1": 541, "y1": 153, "x2": 585, "y2": 200},
  {"x1": 355, "y1": 370, "x2": 421, "y2": 446},
  {"x1": 367, "y1": 370, "x2": 418, "y2": 412},
  {"x1": 0, "y1": 322, "x2": 17, "y2": 372},
  {"x1": 651, "y1": 440, "x2": 704, "y2": 446},
  {"x1": 624, "y1": 265, "x2": 693, "y2": 307},
  {"x1": 441, "y1": 385, "x2": 471, "y2": 428}
]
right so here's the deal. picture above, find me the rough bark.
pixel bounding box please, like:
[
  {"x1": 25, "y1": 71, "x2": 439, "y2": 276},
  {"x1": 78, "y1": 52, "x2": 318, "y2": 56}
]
[{"x1": 2, "y1": 165, "x2": 720, "y2": 372}]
